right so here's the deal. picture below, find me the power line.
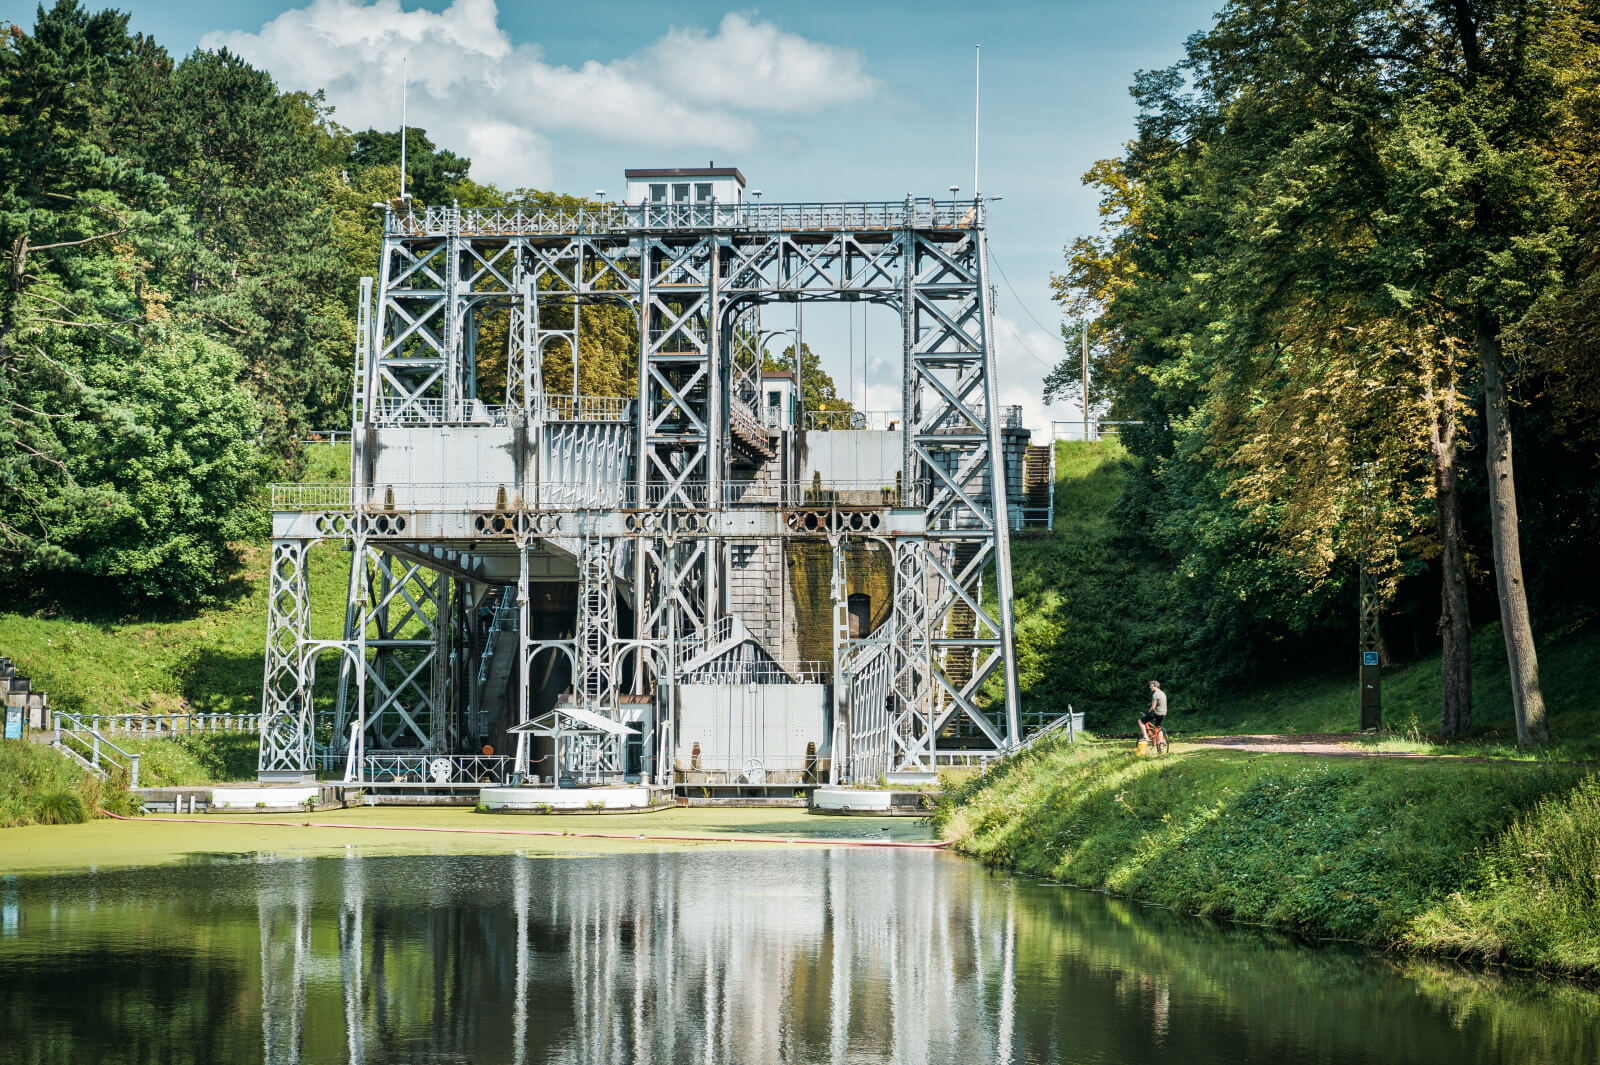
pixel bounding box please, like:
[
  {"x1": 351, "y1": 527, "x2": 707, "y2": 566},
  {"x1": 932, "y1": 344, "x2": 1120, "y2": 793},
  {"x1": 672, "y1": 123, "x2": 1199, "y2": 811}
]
[
  {"x1": 994, "y1": 313, "x2": 1059, "y2": 372},
  {"x1": 985, "y1": 251, "x2": 1063, "y2": 372},
  {"x1": 989, "y1": 251, "x2": 1065, "y2": 342}
]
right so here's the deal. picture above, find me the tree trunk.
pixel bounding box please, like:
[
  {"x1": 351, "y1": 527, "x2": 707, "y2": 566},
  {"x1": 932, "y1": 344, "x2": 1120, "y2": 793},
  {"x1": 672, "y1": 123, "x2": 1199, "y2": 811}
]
[
  {"x1": 1426, "y1": 371, "x2": 1473, "y2": 736},
  {"x1": 1476, "y1": 316, "x2": 1548, "y2": 745}
]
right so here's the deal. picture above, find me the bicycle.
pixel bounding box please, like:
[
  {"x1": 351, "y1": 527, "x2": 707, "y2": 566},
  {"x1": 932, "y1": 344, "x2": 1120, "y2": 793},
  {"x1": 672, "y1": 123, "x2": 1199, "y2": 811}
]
[{"x1": 1138, "y1": 714, "x2": 1170, "y2": 756}]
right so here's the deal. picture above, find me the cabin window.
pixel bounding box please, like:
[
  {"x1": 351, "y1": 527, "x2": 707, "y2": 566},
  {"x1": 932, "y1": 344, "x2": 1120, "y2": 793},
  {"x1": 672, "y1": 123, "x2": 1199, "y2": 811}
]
[
  {"x1": 673, "y1": 183, "x2": 690, "y2": 203},
  {"x1": 649, "y1": 183, "x2": 667, "y2": 203},
  {"x1": 696, "y1": 183, "x2": 713, "y2": 203}
]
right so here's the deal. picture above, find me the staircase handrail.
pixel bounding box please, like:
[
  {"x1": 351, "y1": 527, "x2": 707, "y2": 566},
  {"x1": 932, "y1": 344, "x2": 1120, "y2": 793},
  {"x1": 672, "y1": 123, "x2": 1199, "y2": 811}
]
[{"x1": 54, "y1": 712, "x2": 141, "y2": 787}]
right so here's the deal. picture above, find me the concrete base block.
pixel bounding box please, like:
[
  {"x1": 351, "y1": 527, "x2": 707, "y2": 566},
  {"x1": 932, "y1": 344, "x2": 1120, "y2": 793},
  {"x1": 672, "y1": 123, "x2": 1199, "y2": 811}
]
[
  {"x1": 211, "y1": 785, "x2": 320, "y2": 812},
  {"x1": 811, "y1": 787, "x2": 936, "y2": 816},
  {"x1": 479, "y1": 786, "x2": 666, "y2": 812}
]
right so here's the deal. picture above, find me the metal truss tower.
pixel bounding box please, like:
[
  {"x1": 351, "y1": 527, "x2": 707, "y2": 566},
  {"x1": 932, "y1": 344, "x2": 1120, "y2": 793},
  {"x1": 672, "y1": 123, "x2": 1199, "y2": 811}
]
[{"x1": 259, "y1": 196, "x2": 1022, "y2": 786}]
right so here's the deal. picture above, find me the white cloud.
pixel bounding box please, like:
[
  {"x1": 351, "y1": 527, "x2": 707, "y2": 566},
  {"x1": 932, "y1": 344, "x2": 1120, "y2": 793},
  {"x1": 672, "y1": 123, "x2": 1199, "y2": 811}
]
[
  {"x1": 638, "y1": 14, "x2": 877, "y2": 114},
  {"x1": 202, "y1": 0, "x2": 875, "y2": 186}
]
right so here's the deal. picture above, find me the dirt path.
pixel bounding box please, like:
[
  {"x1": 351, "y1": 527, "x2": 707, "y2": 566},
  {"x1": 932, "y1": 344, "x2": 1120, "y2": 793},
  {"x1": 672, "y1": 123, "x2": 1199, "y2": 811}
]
[
  {"x1": 1183, "y1": 733, "x2": 1592, "y2": 765},
  {"x1": 1187, "y1": 732, "x2": 1403, "y2": 757}
]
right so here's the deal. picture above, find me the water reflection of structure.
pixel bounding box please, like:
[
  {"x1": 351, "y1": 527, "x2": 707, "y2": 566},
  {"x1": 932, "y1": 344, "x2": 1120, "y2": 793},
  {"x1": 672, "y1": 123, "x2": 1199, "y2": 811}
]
[
  {"x1": 252, "y1": 851, "x2": 1016, "y2": 1064},
  {"x1": 6, "y1": 853, "x2": 1599, "y2": 1065}
]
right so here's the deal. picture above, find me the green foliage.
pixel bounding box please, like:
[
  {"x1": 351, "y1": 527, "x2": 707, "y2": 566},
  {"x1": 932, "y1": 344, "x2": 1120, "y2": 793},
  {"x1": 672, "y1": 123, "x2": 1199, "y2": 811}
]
[
  {"x1": 1046, "y1": 0, "x2": 1600, "y2": 724},
  {"x1": 937, "y1": 738, "x2": 1597, "y2": 976},
  {"x1": 134, "y1": 47, "x2": 352, "y2": 450},
  {"x1": 0, "y1": 3, "x2": 346, "y2": 605},
  {"x1": 36, "y1": 326, "x2": 264, "y2": 603},
  {"x1": 30, "y1": 788, "x2": 88, "y2": 825},
  {"x1": 763, "y1": 342, "x2": 852, "y2": 412},
  {"x1": 1002, "y1": 436, "x2": 1600, "y2": 741},
  {"x1": 348, "y1": 126, "x2": 470, "y2": 206},
  {"x1": 0, "y1": 739, "x2": 132, "y2": 826}
]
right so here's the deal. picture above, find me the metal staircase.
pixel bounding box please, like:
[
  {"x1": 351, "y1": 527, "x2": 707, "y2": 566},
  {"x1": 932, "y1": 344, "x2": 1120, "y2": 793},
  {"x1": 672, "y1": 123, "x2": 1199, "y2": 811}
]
[{"x1": 1020, "y1": 444, "x2": 1054, "y2": 529}]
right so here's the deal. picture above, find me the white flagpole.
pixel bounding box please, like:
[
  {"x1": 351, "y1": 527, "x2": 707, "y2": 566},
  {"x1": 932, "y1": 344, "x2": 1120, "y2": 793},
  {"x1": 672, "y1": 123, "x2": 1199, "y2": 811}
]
[
  {"x1": 974, "y1": 44, "x2": 980, "y2": 197},
  {"x1": 400, "y1": 57, "x2": 408, "y2": 200}
]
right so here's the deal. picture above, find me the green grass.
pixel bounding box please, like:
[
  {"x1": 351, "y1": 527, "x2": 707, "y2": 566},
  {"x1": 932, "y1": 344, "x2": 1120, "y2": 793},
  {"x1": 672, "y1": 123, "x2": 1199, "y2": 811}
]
[
  {"x1": 0, "y1": 440, "x2": 353, "y2": 723},
  {"x1": 0, "y1": 541, "x2": 350, "y2": 720},
  {"x1": 297, "y1": 440, "x2": 351, "y2": 484},
  {"x1": 936, "y1": 735, "x2": 1600, "y2": 978},
  {"x1": 1178, "y1": 618, "x2": 1600, "y2": 760},
  {"x1": 0, "y1": 741, "x2": 136, "y2": 827},
  {"x1": 1407, "y1": 776, "x2": 1600, "y2": 976},
  {"x1": 113, "y1": 732, "x2": 261, "y2": 786},
  {"x1": 988, "y1": 440, "x2": 1188, "y2": 729}
]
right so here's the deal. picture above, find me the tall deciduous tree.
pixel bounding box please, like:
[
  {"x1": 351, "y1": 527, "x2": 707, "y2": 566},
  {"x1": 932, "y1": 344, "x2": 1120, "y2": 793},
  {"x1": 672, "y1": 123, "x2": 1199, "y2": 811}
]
[
  {"x1": 1051, "y1": 0, "x2": 1595, "y2": 742},
  {"x1": 0, "y1": 1, "x2": 262, "y2": 605}
]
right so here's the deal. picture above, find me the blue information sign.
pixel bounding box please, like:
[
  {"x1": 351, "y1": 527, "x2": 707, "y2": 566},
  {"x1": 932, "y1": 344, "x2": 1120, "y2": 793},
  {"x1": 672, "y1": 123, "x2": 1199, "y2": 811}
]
[
  {"x1": 3, "y1": 707, "x2": 21, "y2": 740},
  {"x1": 1362, "y1": 651, "x2": 1379, "y2": 667}
]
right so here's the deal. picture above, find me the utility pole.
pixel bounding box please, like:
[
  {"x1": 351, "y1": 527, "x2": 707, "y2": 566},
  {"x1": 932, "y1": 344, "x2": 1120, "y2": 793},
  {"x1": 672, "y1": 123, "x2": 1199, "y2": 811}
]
[
  {"x1": 1081, "y1": 323, "x2": 1091, "y2": 442},
  {"x1": 1359, "y1": 565, "x2": 1382, "y2": 729},
  {"x1": 1358, "y1": 466, "x2": 1382, "y2": 730}
]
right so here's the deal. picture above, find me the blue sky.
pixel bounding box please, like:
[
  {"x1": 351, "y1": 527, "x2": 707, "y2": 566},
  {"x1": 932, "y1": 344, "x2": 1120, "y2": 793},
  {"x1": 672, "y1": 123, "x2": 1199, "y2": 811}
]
[{"x1": 32, "y1": 0, "x2": 1221, "y2": 433}]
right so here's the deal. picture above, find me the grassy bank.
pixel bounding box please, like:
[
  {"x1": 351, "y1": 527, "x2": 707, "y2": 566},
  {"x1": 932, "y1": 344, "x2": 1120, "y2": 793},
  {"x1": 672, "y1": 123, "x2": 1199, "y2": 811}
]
[
  {"x1": 936, "y1": 738, "x2": 1600, "y2": 979},
  {"x1": 1177, "y1": 617, "x2": 1600, "y2": 760},
  {"x1": 0, "y1": 741, "x2": 136, "y2": 827},
  {"x1": 1004, "y1": 441, "x2": 1599, "y2": 757}
]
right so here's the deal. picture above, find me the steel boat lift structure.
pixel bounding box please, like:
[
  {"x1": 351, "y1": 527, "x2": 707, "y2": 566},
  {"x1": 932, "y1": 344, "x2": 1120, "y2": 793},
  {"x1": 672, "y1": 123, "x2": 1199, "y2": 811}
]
[{"x1": 258, "y1": 175, "x2": 1026, "y2": 795}]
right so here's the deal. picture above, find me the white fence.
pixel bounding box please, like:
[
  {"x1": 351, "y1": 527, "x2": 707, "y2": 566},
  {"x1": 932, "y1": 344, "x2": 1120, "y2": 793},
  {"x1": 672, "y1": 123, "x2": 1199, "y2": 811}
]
[{"x1": 1051, "y1": 420, "x2": 1143, "y2": 442}]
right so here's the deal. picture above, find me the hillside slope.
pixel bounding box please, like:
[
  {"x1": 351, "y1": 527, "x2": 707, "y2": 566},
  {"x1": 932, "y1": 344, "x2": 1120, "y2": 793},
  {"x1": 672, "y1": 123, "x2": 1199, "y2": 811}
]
[
  {"x1": 0, "y1": 445, "x2": 352, "y2": 719},
  {"x1": 1003, "y1": 441, "x2": 1598, "y2": 752}
]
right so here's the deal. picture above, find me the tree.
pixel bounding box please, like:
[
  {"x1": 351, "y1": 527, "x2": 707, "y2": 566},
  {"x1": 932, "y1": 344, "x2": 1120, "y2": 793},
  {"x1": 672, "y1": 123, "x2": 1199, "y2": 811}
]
[
  {"x1": 0, "y1": 2, "x2": 263, "y2": 605},
  {"x1": 1050, "y1": 0, "x2": 1595, "y2": 743},
  {"x1": 763, "y1": 343, "x2": 852, "y2": 413},
  {"x1": 130, "y1": 48, "x2": 350, "y2": 453},
  {"x1": 0, "y1": 1, "x2": 158, "y2": 571},
  {"x1": 43, "y1": 326, "x2": 262, "y2": 603},
  {"x1": 347, "y1": 127, "x2": 470, "y2": 206}
]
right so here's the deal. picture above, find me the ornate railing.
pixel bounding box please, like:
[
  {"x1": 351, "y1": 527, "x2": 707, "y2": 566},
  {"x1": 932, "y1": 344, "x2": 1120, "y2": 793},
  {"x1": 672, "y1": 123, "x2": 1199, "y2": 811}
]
[
  {"x1": 804, "y1": 410, "x2": 902, "y2": 431},
  {"x1": 390, "y1": 199, "x2": 983, "y2": 238},
  {"x1": 362, "y1": 753, "x2": 511, "y2": 786},
  {"x1": 680, "y1": 659, "x2": 830, "y2": 685},
  {"x1": 537, "y1": 394, "x2": 631, "y2": 422},
  {"x1": 72, "y1": 713, "x2": 261, "y2": 734},
  {"x1": 370, "y1": 397, "x2": 509, "y2": 426},
  {"x1": 271, "y1": 478, "x2": 929, "y2": 512}
]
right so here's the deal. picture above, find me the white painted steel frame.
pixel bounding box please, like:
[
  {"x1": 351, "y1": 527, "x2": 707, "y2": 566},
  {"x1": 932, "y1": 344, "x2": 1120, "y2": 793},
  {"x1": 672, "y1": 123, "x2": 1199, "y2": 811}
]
[{"x1": 258, "y1": 198, "x2": 1021, "y2": 783}]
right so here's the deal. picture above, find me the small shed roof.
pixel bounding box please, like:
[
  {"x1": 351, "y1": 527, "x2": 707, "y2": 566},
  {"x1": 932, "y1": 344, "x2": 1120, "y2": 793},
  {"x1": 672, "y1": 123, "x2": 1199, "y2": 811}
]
[{"x1": 507, "y1": 706, "x2": 637, "y2": 737}]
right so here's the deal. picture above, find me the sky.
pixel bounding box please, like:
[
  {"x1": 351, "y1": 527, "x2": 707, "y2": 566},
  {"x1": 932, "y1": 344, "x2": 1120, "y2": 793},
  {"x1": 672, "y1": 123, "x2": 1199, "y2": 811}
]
[{"x1": 18, "y1": 0, "x2": 1221, "y2": 436}]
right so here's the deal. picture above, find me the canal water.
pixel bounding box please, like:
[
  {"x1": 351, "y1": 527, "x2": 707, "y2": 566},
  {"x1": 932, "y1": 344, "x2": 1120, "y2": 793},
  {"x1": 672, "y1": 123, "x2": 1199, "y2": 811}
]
[{"x1": 0, "y1": 848, "x2": 1594, "y2": 1064}]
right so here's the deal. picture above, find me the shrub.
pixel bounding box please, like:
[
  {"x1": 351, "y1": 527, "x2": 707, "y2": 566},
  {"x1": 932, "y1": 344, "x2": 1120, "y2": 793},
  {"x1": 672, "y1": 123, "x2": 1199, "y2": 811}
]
[{"x1": 32, "y1": 789, "x2": 89, "y2": 825}]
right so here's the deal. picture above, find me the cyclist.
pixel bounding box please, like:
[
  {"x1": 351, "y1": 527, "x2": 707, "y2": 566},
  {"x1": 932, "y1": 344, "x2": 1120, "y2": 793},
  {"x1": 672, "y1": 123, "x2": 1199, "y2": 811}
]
[{"x1": 1139, "y1": 680, "x2": 1169, "y2": 750}]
